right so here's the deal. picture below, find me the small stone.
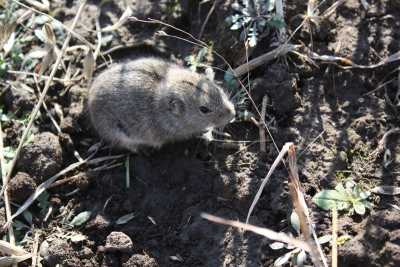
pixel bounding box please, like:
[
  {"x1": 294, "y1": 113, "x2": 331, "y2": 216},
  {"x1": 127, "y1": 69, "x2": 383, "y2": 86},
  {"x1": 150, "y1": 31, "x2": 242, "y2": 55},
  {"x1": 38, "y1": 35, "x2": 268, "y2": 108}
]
[
  {"x1": 122, "y1": 254, "x2": 158, "y2": 267},
  {"x1": 86, "y1": 213, "x2": 111, "y2": 232},
  {"x1": 104, "y1": 232, "x2": 133, "y2": 252},
  {"x1": 3, "y1": 84, "x2": 35, "y2": 116},
  {"x1": 8, "y1": 172, "x2": 37, "y2": 203},
  {"x1": 17, "y1": 132, "x2": 63, "y2": 182}
]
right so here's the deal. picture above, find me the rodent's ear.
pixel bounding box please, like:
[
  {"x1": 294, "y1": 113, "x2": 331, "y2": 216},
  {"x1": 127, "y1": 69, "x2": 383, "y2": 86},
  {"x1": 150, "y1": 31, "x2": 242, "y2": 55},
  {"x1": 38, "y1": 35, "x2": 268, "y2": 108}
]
[{"x1": 168, "y1": 96, "x2": 185, "y2": 116}]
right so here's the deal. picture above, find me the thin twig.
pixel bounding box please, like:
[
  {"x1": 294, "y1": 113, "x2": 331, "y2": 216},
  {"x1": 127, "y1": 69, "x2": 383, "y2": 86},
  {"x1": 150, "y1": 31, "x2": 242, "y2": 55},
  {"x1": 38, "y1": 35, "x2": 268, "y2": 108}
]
[
  {"x1": 332, "y1": 207, "x2": 338, "y2": 267},
  {"x1": 31, "y1": 231, "x2": 40, "y2": 267},
  {"x1": 198, "y1": 0, "x2": 218, "y2": 40},
  {"x1": 12, "y1": 0, "x2": 95, "y2": 50},
  {"x1": 233, "y1": 44, "x2": 299, "y2": 77},
  {"x1": 7, "y1": 70, "x2": 80, "y2": 83},
  {"x1": 202, "y1": 213, "x2": 311, "y2": 252},
  {"x1": 125, "y1": 154, "x2": 130, "y2": 189},
  {"x1": 0, "y1": 110, "x2": 17, "y2": 267},
  {"x1": 260, "y1": 95, "x2": 268, "y2": 152},
  {"x1": 0, "y1": 0, "x2": 87, "y2": 199},
  {"x1": 94, "y1": 8, "x2": 102, "y2": 61}
]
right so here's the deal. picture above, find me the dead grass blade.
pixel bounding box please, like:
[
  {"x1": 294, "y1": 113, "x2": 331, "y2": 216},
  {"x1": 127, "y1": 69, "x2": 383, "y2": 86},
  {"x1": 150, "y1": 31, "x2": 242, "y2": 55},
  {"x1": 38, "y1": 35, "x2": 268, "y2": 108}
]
[
  {"x1": 38, "y1": 43, "x2": 56, "y2": 77},
  {"x1": 31, "y1": 231, "x2": 40, "y2": 267},
  {"x1": 101, "y1": 6, "x2": 132, "y2": 32},
  {"x1": 201, "y1": 213, "x2": 311, "y2": 252},
  {"x1": 287, "y1": 145, "x2": 328, "y2": 267},
  {"x1": 0, "y1": 0, "x2": 87, "y2": 201},
  {"x1": 308, "y1": 49, "x2": 400, "y2": 69},
  {"x1": 0, "y1": 104, "x2": 17, "y2": 265},
  {"x1": 246, "y1": 142, "x2": 292, "y2": 224},
  {"x1": 0, "y1": 22, "x2": 16, "y2": 52},
  {"x1": 0, "y1": 254, "x2": 32, "y2": 267},
  {"x1": 332, "y1": 207, "x2": 338, "y2": 267},
  {"x1": 0, "y1": 240, "x2": 28, "y2": 256},
  {"x1": 233, "y1": 44, "x2": 299, "y2": 77},
  {"x1": 371, "y1": 186, "x2": 400, "y2": 195},
  {"x1": 83, "y1": 47, "x2": 95, "y2": 82},
  {"x1": 25, "y1": 0, "x2": 49, "y2": 11},
  {"x1": 321, "y1": 0, "x2": 346, "y2": 20},
  {"x1": 259, "y1": 95, "x2": 268, "y2": 153},
  {"x1": 5, "y1": 159, "x2": 86, "y2": 226},
  {"x1": 42, "y1": 23, "x2": 56, "y2": 44}
]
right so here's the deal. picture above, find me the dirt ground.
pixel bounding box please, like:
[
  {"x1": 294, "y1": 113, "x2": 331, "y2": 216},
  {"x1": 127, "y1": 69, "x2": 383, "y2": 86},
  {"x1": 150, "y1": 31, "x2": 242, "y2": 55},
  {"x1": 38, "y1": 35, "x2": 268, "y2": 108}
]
[{"x1": 2, "y1": 0, "x2": 400, "y2": 266}]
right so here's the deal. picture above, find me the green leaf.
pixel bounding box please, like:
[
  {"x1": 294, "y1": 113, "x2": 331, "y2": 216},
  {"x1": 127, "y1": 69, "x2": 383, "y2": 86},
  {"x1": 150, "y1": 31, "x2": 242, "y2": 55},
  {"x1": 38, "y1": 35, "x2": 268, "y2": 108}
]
[
  {"x1": 274, "y1": 251, "x2": 293, "y2": 266},
  {"x1": 270, "y1": 242, "x2": 285, "y2": 250},
  {"x1": 290, "y1": 210, "x2": 300, "y2": 234},
  {"x1": 70, "y1": 211, "x2": 92, "y2": 227},
  {"x1": 230, "y1": 22, "x2": 242, "y2": 30},
  {"x1": 116, "y1": 212, "x2": 136, "y2": 225},
  {"x1": 295, "y1": 249, "x2": 307, "y2": 266},
  {"x1": 224, "y1": 70, "x2": 239, "y2": 90},
  {"x1": 334, "y1": 182, "x2": 346, "y2": 194},
  {"x1": 312, "y1": 190, "x2": 347, "y2": 210},
  {"x1": 317, "y1": 234, "x2": 332, "y2": 244},
  {"x1": 267, "y1": 16, "x2": 285, "y2": 29},
  {"x1": 23, "y1": 210, "x2": 33, "y2": 225},
  {"x1": 353, "y1": 201, "x2": 366, "y2": 215}
]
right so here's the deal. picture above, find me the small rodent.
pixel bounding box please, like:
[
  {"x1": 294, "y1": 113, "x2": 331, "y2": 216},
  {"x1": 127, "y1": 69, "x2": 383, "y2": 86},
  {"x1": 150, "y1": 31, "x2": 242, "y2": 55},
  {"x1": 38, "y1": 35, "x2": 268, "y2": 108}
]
[{"x1": 88, "y1": 57, "x2": 236, "y2": 152}]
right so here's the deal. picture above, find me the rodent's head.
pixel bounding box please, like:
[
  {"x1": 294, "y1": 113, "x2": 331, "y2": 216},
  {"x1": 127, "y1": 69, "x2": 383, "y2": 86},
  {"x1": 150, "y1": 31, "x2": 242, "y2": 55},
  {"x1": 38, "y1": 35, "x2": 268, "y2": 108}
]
[{"x1": 163, "y1": 68, "x2": 236, "y2": 133}]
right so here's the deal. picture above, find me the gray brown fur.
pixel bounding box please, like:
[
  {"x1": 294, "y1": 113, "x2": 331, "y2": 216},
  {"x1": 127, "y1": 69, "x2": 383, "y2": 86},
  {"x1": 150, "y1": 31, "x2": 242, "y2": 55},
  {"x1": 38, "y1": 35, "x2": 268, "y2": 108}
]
[{"x1": 88, "y1": 57, "x2": 235, "y2": 152}]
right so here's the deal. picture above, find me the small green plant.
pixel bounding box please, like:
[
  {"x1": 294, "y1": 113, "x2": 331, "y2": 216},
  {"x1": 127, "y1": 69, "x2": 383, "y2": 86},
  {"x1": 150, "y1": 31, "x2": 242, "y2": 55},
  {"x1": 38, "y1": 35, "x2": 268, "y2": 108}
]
[
  {"x1": 185, "y1": 46, "x2": 213, "y2": 72},
  {"x1": 313, "y1": 180, "x2": 373, "y2": 215},
  {"x1": 226, "y1": 0, "x2": 285, "y2": 47},
  {"x1": 270, "y1": 211, "x2": 331, "y2": 266}
]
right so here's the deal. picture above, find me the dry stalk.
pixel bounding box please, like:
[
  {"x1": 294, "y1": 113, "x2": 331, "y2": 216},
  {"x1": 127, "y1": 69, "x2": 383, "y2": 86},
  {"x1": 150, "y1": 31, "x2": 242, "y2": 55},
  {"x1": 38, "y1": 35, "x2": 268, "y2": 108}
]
[
  {"x1": 202, "y1": 213, "x2": 311, "y2": 252},
  {"x1": 332, "y1": 207, "x2": 338, "y2": 267},
  {"x1": 12, "y1": 0, "x2": 96, "y2": 51},
  {"x1": 0, "y1": 0, "x2": 87, "y2": 199},
  {"x1": 31, "y1": 231, "x2": 40, "y2": 267},
  {"x1": 287, "y1": 145, "x2": 328, "y2": 267},
  {"x1": 0, "y1": 113, "x2": 17, "y2": 267},
  {"x1": 233, "y1": 44, "x2": 298, "y2": 77},
  {"x1": 259, "y1": 95, "x2": 268, "y2": 153},
  {"x1": 198, "y1": 0, "x2": 219, "y2": 40}
]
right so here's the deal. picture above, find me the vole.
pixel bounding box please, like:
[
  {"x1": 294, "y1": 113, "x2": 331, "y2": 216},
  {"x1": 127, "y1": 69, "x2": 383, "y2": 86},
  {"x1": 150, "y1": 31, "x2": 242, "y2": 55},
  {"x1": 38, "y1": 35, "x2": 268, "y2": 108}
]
[{"x1": 88, "y1": 57, "x2": 236, "y2": 153}]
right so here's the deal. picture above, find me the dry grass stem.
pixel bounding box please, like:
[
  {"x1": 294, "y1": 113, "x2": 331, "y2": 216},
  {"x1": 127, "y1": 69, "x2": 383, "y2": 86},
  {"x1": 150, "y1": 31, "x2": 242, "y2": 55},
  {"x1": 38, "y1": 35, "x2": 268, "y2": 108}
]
[
  {"x1": 246, "y1": 142, "x2": 293, "y2": 224},
  {"x1": 198, "y1": 0, "x2": 218, "y2": 40},
  {"x1": 0, "y1": 253, "x2": 32, "y2": 266},
  {"x1": 233, "y1": 44, "x2": 299, "y2": 77},
  {"x1": 101, "y1": 6, "x2": 133, "y2": 32},
  {"x1": 259, "y1": 95, "x2": 268, "y2": 153},
  {"x1": 83, "y1": 47, "x2": 95, "y2": 82},
  {"x1": 201, "y1": 213, "x2": 312, "y2": 252},
  {"x1": 0, "y1": 113, "x2": 16, "y2": 264},
  {"x1": 332, "y1": 207, "x2": 338, "y2": 267},
  {"x1": 0, "y1": 0, "x2": 87, "y2": 200},
  {"x1": 0, "y1": 240, "x2": 28, "y2": 256},
  {"x1": 7, "y1": 70, "x2": 80, "y2": 84},
  {"x1": 25, "y1": 0, "x2": 49, "y2": 11},
  {"x1": 12, "y1": 0, "x2": 101, "y2": 56},
  {"x1": 30, "y1": 231, "x2": 40, "y2": 267},
  {"x1": 5, "y1": 159, "x2": 87, "y2": 227},
  {"x1": 125, "y1": 155, "x2": 130, "y2": 189},
  {"x1": 287, "y1": 145, "x2": 328, "y2": 267}
]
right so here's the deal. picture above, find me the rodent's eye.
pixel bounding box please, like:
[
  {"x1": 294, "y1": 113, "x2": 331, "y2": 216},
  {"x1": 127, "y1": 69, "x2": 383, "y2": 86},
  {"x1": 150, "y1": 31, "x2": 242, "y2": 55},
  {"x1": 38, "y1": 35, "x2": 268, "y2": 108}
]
[{"x1": 199, "y1": 106, "x2": 212, "y2": 114}]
